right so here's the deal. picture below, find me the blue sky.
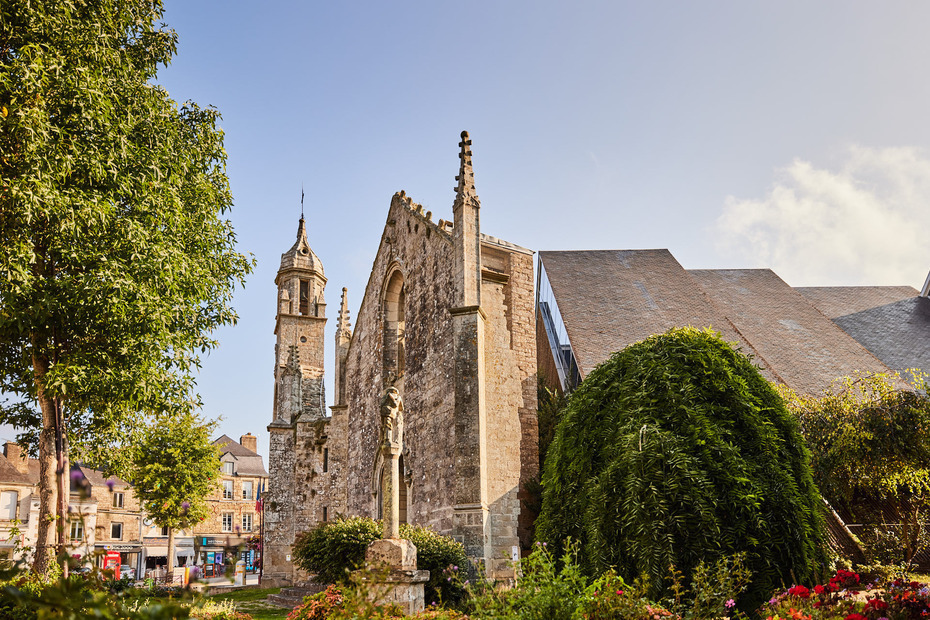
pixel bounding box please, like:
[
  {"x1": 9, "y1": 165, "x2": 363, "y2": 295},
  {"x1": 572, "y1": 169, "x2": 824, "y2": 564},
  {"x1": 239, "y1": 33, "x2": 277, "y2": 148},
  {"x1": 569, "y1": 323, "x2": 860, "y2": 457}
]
[{"x1": 25, "y1": 1, "x2": 929, "y2": 458}]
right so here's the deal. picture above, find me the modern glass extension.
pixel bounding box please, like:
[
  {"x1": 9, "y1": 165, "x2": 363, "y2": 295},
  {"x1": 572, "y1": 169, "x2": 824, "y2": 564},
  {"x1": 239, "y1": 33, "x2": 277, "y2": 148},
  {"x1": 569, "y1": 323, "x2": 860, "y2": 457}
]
[{"x1": 537, "y1": 260, "x2": 581, "y2": 392}]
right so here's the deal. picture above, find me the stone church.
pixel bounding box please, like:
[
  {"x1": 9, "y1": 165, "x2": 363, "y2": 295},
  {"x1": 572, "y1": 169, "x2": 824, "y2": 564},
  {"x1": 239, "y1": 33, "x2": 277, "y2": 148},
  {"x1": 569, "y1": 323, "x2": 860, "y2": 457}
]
[{"x1": 263, "y1": 132, "x2": 538, "y2": 586}]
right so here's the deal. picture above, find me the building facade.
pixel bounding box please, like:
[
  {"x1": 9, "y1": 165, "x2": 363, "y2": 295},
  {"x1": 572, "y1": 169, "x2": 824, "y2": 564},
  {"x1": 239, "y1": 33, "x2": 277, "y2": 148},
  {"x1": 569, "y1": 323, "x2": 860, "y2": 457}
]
[
  {"x1": 193, "y1": 434, "x2": 267, "y2": 575},
  {"x1": 0, "y1": 433, "x2": 268, "y2": 578},
  {"x1": 264, "y1": 132, "x2": 538, "y2": 586}
]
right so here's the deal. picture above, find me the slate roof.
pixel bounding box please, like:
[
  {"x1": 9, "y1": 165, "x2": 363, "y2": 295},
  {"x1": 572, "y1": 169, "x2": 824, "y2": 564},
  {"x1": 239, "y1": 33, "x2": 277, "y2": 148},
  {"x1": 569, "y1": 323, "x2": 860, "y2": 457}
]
[
  {"x1": 214, "y1": 435, "x2": 268, "y2": 477},
  {"x1": 796, "y1": 286, "x2": 918, "y2": 319},
  {"x1": 0, "y1": 454, "x2": 34, "y2": 486},
  {"x1": 75, "y1": 465, "x2": 129, "y2": 489},
  {"x1": 539, "y1": 250, "x2": 904, "y2": 396},
  {"x1": 796, "y1": 287, "x2": 930, "y2": 376},
  {"x1": 537, "y1": 250, "x2": 748, "y2": 379},
  {"x1": 688, "y1": 269, "x2": 891, "y2": 395}
]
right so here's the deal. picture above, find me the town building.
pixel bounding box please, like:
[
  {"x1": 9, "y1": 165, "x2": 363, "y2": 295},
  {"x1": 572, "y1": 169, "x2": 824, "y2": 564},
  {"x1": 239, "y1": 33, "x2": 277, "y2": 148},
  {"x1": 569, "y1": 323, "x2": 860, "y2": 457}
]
[
  {"x1": 193, "y1": 434, "x2": 267, "y2": 576},
  {"x1": 0, "y1": 432, "x2": 268, "y2": 578},
  {"x1": 263, "y1": 132, "x2": 538, "y2": 586}
]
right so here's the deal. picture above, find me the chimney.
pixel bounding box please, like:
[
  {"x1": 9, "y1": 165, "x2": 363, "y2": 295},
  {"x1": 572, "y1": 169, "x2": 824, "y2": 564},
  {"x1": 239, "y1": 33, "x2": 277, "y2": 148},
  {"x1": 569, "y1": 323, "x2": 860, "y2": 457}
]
[
  {"x1": 240, "y1": 433, "x2": 258, "y2": 454},
  {"x1": 3, "y1": 442, "x2": 29, "y2": 474}
]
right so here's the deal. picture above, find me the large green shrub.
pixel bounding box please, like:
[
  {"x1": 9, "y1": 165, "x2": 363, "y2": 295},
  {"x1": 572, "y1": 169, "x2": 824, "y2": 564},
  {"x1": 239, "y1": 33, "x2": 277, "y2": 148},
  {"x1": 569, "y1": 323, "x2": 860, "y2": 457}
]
[
  {"x1": 292, "y1": 516, "x2": 469, "y2": 605},
  {"x1": 535, "y1": 327, "x2": 827, "y2": 608},
  {"x1": 779, "y1": 371, "x2": 930, "y2": 566}
]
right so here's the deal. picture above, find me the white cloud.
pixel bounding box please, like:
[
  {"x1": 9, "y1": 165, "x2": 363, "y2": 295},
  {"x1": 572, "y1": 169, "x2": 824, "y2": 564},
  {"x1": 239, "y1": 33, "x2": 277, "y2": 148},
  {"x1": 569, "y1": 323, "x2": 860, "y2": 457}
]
[{"x1": 715, "y1": 145, "x2": 930, "y2": 287}]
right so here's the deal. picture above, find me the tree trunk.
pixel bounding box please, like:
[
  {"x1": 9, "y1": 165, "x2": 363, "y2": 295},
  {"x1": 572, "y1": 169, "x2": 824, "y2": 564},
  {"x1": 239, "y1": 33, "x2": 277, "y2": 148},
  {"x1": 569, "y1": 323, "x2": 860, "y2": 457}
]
[
  {"x1": 31, "y1": 353, "x2": 58, "y2": 575},
  {"x1": 167, "y1": 526, "x2": 176, "y2": 578},
  {"x1": 55, "y1": 401, "x2": 69, "y2": 578}
]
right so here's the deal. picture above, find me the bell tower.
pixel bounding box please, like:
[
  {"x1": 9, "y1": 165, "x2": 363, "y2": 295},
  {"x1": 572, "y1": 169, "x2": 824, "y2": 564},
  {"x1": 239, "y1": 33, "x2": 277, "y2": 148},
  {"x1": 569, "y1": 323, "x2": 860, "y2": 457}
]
[
  {"x1": 272, "y1": 216, "x2": 327, "y2": 422},
  {"x1": 265, "y1": 215, "x2": 328, "y2": 586}
]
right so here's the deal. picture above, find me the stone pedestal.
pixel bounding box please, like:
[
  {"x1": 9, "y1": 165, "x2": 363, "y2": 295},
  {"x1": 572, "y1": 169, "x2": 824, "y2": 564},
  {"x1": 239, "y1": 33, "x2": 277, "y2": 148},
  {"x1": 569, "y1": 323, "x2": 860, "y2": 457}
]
[{"x1": 363, "y1": 538, "x2": 429, "y2": 615}]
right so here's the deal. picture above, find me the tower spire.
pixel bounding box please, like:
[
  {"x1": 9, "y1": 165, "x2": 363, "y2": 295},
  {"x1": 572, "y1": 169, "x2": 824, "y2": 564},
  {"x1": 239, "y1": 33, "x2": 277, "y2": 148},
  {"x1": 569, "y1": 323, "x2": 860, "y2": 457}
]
[
  {"x1": 337, "y1": 287, "x2": 352, "y2": 339},
  {"x1": 454, "y1": 130, "x2": 478, "y2": 200}
]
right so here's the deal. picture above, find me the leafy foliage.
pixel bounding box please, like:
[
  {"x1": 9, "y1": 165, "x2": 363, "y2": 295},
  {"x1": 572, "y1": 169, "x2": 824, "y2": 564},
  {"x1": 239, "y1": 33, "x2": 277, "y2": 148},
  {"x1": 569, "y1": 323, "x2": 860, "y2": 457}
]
[
  {"x1": 535, "y1": 327, "x2": 827, "y2": 608},
  {"x1": 463, "y1": 542, "x2": 587, "y2": 620},
  {"x1": 128, "y1": 413, "x2": 220, "y2": 569},
  {"x1": 0, "y1": 0, "x2": 252, "y2": 570},
  {"x1": 779, "y1": 371, "x2": 930, "y2": 566},
  {"x1": 292, "y1": 516, "x2": 381, "y2": 584},
  {"x1": 286, "y1": 585, "x2": 344, "y2": 620},
  {"x1": 291, "y1": 517, "x2": 468, "y2": 605},
  {"x1": 0, "y1": 569, "x2": 194, "y2": 619}
]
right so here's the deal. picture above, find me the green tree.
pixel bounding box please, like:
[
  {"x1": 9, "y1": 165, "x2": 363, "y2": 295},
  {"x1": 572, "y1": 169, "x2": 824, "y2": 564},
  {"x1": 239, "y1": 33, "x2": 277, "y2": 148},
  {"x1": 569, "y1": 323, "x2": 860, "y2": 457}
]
[
  {"x1": 0, "y1": 0, "x2": 251, "y2": 573},
  {"x1": 780, "y1": 371, "x2": 930, "y2": 566},
  {"x1": 535, "y1": 327, "x2": 827, "y2": 609},
  {"x1": 129, "y1": 413, "x2": 220, "y2": 574}
]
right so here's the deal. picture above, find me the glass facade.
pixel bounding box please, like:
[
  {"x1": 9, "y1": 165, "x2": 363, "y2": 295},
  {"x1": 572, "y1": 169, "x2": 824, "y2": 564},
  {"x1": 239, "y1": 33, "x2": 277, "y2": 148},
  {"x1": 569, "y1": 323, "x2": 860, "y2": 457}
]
[{"x1": 536, "y1": 261, "x2": 581, "y2": 392}]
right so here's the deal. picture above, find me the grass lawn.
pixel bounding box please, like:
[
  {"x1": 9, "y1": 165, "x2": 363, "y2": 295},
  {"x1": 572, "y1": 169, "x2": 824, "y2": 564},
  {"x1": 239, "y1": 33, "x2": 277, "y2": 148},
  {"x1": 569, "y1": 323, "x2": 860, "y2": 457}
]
[{"x1": 208, "y1": 587, "x2": 291, "y2": 619}]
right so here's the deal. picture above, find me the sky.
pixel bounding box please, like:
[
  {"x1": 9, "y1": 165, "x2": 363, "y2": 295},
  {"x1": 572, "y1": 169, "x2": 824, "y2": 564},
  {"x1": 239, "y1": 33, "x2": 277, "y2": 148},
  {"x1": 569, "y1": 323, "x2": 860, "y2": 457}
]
[{"x1": 13, "y1": 2, "x2": 930, "y2": 459}]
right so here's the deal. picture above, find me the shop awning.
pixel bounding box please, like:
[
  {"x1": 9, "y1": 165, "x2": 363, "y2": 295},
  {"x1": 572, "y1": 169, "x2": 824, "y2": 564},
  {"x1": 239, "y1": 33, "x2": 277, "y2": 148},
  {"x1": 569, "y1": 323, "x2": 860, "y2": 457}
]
[{"x1": 144, "y1": 547, "x2": 196, "y2": 559}]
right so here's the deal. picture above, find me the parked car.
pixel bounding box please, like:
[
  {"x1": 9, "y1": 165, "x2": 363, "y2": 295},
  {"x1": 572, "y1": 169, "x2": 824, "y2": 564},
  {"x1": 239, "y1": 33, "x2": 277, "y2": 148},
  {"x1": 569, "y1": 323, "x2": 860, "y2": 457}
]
[{"x1": 119, "y1": 565, "x2": 135, "y2": 580}]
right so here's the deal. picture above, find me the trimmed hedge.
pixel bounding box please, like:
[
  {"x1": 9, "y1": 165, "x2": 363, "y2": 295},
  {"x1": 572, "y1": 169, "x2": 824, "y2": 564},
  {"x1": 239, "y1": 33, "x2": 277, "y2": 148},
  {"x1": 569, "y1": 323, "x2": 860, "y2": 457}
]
[
  {"x1": 292, "y1": 516, "x2": 468, "y2": 605},
  {"x1": 535, "y1": 327, "x2": 828, "y2": 608}
]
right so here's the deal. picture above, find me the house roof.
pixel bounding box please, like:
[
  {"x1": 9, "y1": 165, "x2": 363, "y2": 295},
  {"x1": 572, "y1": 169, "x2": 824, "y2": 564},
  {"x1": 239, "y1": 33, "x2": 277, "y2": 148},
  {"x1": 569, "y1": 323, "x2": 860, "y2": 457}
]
[
  {"x1": 797, "y1": 287, "x2": 930, "y2": 376},
  {"x1": 0, "y1": 454, "x2": 34, "y2": 486},
  {"x1": 75, "y1": 465, "x2": 129, "y2": 489},
  {"x1": 213, "y1": 435, "x2": 268, "y2": 477}
]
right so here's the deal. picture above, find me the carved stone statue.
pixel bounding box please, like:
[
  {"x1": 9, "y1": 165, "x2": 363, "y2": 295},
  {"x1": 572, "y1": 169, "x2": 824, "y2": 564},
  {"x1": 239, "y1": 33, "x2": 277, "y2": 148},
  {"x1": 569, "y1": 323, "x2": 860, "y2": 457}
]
[{"x1": 379, "y1": 387, "x2": 404, "y2": 447}]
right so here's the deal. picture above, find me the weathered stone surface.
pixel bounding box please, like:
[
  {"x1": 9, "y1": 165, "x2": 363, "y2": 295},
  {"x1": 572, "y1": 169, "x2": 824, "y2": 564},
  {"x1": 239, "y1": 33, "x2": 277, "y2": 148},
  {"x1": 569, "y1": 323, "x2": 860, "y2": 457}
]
[
  {"x1": 366, "y1": 538, "x2": 418, "y2": 570},
  {"x1": 265, "y1": 134, "x2": 537, "y2": 585},
  {"x1": 363, "y1": 570, "x2": 429, "y2": 616}
]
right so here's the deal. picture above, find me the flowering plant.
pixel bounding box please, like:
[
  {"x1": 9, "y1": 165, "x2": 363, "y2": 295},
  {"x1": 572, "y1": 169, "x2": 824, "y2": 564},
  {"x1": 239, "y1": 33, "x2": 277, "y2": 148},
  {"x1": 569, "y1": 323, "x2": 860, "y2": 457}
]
[
  {"x1": 287, "y1": 585, "x2": 344, "y2": 620},
  {"x1": 764, "y1": 570, "x2": 930, "y2": 620}
]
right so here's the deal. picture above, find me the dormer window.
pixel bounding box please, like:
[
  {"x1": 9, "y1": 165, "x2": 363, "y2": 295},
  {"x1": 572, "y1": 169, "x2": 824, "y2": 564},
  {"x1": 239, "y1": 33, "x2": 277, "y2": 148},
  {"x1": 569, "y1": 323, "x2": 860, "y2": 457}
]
[{"x1": 222, "y1": 462, "x2": 234, "y2": 475}]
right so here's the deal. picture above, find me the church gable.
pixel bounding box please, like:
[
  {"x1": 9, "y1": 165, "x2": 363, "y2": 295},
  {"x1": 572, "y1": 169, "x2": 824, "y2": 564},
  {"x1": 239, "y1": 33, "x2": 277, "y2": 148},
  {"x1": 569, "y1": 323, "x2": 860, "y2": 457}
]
[{"x1": 342, "y1": 190, "x2": 459, "y2": 530}]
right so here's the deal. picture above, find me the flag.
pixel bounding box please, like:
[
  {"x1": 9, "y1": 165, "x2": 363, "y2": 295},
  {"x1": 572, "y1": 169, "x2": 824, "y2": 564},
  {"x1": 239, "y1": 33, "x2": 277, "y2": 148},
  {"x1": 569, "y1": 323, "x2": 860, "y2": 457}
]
[{"x1": 255, "y1": 482, "x2": 263, "y2": 512}]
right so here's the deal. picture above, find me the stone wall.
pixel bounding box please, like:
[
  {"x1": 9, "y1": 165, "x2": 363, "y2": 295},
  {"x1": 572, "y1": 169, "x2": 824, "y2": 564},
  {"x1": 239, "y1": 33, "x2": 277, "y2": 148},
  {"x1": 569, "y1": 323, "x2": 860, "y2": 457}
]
[
  {"x1": 264, "y1": 424, "x2": 299, "y2": 585},
  {"x1": 90, "y1": 483, "x2": 141, "y2": 546},
  {"x1": 339, "y1": 192, "x2": 537, "y2": 579},
  {"x1": 481, "y1": 242, "x2": 537, "y2": 569},
  {"x1": 344, "y1": 194, "x2": 458, "y2": 537},
  {"x1": 195, "y1": 474, "x2": 264, "y2": 538}
]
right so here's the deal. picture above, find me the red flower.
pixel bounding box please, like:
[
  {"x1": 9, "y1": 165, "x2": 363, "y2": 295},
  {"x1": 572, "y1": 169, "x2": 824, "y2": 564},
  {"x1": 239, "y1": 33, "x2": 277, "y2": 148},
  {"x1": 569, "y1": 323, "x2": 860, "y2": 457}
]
[
  {"x1": 844, "y1": 614, "x2": 868, "y2": 620},
  {"x1": 866, "y1": 599, "x2": 889, "y2": 612},
  {"x1": 814, "y1": 585, "x2": 826, "y2": 595},
  {"x1": 787, "y1": 585, "x2": 811, "y2": 599}
]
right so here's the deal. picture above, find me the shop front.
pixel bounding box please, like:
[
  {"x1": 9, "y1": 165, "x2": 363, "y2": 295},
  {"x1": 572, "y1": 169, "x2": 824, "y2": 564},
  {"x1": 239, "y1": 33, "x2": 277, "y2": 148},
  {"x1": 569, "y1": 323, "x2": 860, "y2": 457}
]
[
  {"x1": 194, "y1": 535, "x2": 257, "y2": 577},
  {"x1": 95, "y1": 543, "x2": 142, "y2": 577},
  {"x1": 141, "y1": 536, "x2": 196, "y2": 576}
]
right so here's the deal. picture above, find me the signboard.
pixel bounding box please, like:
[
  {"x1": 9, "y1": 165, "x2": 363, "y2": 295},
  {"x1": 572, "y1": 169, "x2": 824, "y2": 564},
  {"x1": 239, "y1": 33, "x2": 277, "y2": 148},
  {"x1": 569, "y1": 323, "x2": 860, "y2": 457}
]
[
  {"x1": 171, "y1": 567, "x2": 186, "y2": 586},
  {"x1": 101, "y1": 544, "x2": 141, "y2": 552},
  {"x1": 206, "y1": 552, "x2": 214, "y2": 565},
  {"x1": 204, "y1": 563, "x2": 214, "y2": 578},
  {"x1": 215, "y1": 552, "x2": 224, "y2": 566},
  {"x1": 200, "y1": 536, "x2": 244, "y2": 547}
]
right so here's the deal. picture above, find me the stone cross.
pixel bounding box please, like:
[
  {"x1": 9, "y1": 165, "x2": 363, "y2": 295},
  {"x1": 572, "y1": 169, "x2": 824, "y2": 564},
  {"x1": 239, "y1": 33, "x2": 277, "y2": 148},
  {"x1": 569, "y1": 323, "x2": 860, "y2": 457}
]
[{"x1": 379, "y1": 387, "x2": 404, "y2": 539}]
